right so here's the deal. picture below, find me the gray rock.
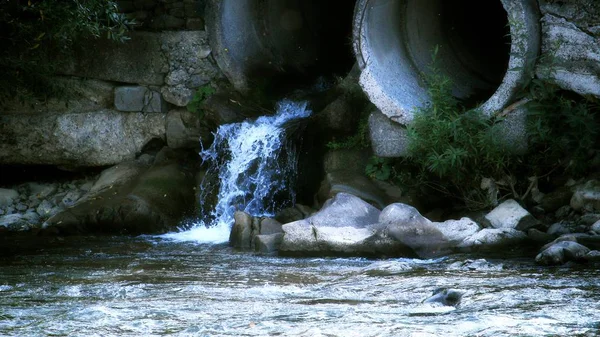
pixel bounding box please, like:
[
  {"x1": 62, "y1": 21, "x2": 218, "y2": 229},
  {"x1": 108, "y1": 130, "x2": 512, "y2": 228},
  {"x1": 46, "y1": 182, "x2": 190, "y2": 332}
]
[
  {"x1": 0, "y1": 111, "x2": 165, "y2": 167},
  {"x1": 254, "y1": 233, "x2": 283, "y2": 254},
  {"x1": 230, "y1": 211, "x2": 253, "y2": 249},
  {"x1": 528, "y1": 228, "x2": 555, "y2": 243},
  {"x1": 0, "y1": 189, "x2": 19, "y2": 208},
  {"x1": 368, "y1": 110, "x2": 409, "y2": 157},
  {"x1": 591, "y1": 220, "x2": 600, "y2": 234},
  {"x1": 114, "y1": 86, "x2": 167, "y2": 113},
  {"x1": 61, "y1": 190, "x2": 82, "y2": 208},
  {"x1": 536, "y1": 1, "x2": 600, "y2": 98},
  {"x1": 383, "y1": 204, "x2": 479, "y2": 258},
  {"x1": 423, "y1": 288, "x2": 463, "y2": 307},
  {"x1": 485, "y1": 199, "x2": 538, "y2": 231},
  {"x1": 547, "y1": 221, "x2": 575, "y2": 237},
  {"x1": 275, "y1": 207, "x2": 305, "y2": 224},
  {"x1": 15, "y1": 203, "x2": 27, "y2": 211},
  {"x1": 447, "y1": 259, "x2": 503, "y2": 271},
  {"x1": 161, "y1": 85, "x2": 193, "y2": 107},
  {"x1": 540, "y1": 186, "x2": 574, "y2": 212},
  {"x1": 584, "y1": 250, "x2": 600, "y2": 263},
  {"x1": 44, "y1": 162, "x2": 196, "y2": 235},
  {"x1": 279, "y1": 193, "x2": 397, "y2": 256},
  {"x1": 571, "y1": 180, "x2": 600, "y2": 212},
  {"x1": 166, "y1": 109, "x2": 209, "y2": 149},
  {"x1": 0, "y1": 214, "x2": 27, "y2": 231},
  {"x1": 458, "y1": 228, "x2": 528, "y2": 250},
  {"x1": 22, "y1": 211, "x2": 40, "y2": 225},
  {"x1": 535, "y1": 241, "x2": 590, "y2": 265},
  {"x1": 36, "y1": 200, "x2": 57, "y2": 218},
  {"x1": 317, "y1": 170, "x2": 388, "y2": 209},
  {"x1": 80, "y1": 181, "x2": 94, "y2": 192},
  {"x1": 259, "y1": 218, "x2": 282, "y2": 235}
]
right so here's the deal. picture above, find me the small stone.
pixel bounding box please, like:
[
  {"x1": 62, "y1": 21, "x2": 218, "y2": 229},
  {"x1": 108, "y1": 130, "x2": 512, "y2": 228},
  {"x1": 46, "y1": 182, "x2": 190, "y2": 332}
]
[
  {"x1": 37, "y1": 200, "x2": 55, "y2": 218},
  {"x1": 547, "y1": 221, "x2": 574, "y2": 237},
  {"x1": 15, "y1": 203, "x2": 28, "y2": 211},
  {"x1": 61, "y1": 190, "x2": 82, "y2": 208},
  {"x1": 0, "y1": 188, "x2": 19, "y2": 208}
]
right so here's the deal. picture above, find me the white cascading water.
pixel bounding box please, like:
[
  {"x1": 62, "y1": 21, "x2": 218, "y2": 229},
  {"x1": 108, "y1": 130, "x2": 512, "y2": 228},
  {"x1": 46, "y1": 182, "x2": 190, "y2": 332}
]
[{"x1": 162, "y1": 100, "x2": 311, "y2": 243}]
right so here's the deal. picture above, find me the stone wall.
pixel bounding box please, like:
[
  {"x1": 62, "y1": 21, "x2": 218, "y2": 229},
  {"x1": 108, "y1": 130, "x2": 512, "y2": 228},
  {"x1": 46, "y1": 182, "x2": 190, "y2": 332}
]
[{"x1": 0, "y1": 0, "x2": 222, "y2": 168}]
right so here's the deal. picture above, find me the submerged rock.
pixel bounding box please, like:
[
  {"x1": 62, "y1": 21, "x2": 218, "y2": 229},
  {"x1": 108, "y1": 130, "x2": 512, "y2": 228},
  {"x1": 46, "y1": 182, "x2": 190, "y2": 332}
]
[{"x1": 423, "y1": 288, "x2": 463, "y2": 307}]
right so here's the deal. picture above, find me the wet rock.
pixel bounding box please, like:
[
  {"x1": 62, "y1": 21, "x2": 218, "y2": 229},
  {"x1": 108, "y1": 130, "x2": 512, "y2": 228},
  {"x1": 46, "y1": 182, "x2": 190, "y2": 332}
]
[
  {"x1": 591, "y1": 220, "x2": 600, "y2": 234},
  {"x1": 423, "y1": 288, "x2": 463, "y2": 307},
  {"x1": 571, "y1": 180, "x2": 600, "y2": 212},
  {"x1": 230, "y1": 211, "x2": 253, "y2": 249},
  {"x1": 485, "y1": 199, "x2": 538, "y2": 231},
  {"x1": 547, "y1": 221, "x2": 577, "y2": 237},
  {"x1": 528, "y1": 228, "x2": 555, "y2": 244},
  {"x1": 0, "y1": 189, "x2": 18, "y2": 208},
  {"x1": 383, "y1": 203, "x2": 479, "y2": 258},
  {"x1": 275, "y1": 207, "x2": 304, "y2": 224},
  {"x1": 540, "y1": 186, "x2": 574, "y2": 212},
  {"x1": 44, "y1": 161, "x2": 195, "y2": 235},
  {"x1": 61, "y1": 190, "x2": 83, "y2": 208},
  {"x1": 36, "y1": 200, "x2": 57, "y2": 218},
  {"x1": 317, "y1": 170, "x2": 388, "y2": 209},
  {"x1": 0, "y1": 214, "x2": 30, "y2": 231},
  {"x1": 166, "y1": 109, "x2": 210, "y2": 149},
  {"x1": 279, "y1": 193, "x2": 402, "y2": 256},
  {"x1": 259, "y1": 218, "x2": 282, "y2": 235},
  {"x1": 447, "y1": 259, "x2": 503, "y2": 271},
  {"x1": 458, "y1": 228, "x2": 528, "y2": 250},
  {"x1": 535, "y1": 241, "x2": 590, "y2": 265},
  {"x1": 359, "y1": 261, "x2": 412, "y2": 276},
  {"x1": 254, "y1": 233, "x2": 284, "y2": 254},
  {"x1": 584, "y1": 250, "x2": 600, "y2": 263},
  {"x1": 114, "y1": 86, "x2": 167, "y2": 113}
]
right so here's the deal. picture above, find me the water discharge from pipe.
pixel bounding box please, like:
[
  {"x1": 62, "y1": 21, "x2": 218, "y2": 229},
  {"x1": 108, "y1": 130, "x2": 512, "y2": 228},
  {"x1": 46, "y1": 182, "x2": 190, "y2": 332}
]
[{"x1": 162, "y1": 100, "x2": 311, "y2": 244}]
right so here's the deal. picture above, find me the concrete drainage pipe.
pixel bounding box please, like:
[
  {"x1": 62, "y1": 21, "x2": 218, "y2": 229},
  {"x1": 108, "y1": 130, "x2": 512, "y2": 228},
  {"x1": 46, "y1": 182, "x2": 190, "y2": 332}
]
[
  {"x1": 206, "y1": 0, "x2": 355, "y2": 96},
  {"x1": 353, "y1": 0, "x2": 541, "y2": 125}
]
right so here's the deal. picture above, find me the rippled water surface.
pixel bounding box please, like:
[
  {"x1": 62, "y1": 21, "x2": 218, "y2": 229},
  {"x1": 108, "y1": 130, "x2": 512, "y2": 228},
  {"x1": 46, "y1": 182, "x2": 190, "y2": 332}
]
[{"x1": 0, "y1": 236, "x2": 599, "y2": 336}]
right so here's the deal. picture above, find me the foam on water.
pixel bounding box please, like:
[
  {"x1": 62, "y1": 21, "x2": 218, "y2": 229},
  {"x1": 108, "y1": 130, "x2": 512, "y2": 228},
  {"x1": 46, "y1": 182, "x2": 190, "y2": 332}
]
[{"x1": 162, "y1": 100, "x2": 311, "y2": 244}]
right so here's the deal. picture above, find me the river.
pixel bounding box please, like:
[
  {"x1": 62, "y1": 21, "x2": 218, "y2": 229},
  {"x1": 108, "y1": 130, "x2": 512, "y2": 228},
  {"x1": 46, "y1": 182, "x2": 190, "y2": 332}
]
[{"x1": 1, "y1": 235, "x2": 598, "y2": 336}]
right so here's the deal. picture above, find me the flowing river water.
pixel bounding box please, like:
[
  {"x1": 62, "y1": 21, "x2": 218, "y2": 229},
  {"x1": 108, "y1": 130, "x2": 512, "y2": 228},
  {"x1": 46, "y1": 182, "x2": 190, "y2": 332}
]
[
  {"x1": 1, "y1": 236, "x2": 599, "y2": 336},
  {"x1": 2, "y1": 100, "x2": 600, "y2": 336}
]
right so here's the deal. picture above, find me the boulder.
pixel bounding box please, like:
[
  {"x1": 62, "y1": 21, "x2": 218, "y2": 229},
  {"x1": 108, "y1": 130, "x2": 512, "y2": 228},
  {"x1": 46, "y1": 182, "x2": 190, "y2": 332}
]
[
  {"x1": 279, "y1": 193, "x2": 407, "y2": 256},
  {"x1": 382, "y1": 203, "x2": 480, "y2": 258},
  {"x1": 254, "y1": 233, "x2": 284, "y2": 254},
  {"x1": 229, "y1": 211, "x2": 253, "y2": 249},
  {"x1": 317, "y1": 170, "x2": 388, "y2": 209},
  {"x1": 458, "y1": 228, "x2": 528, "y2": 251},
  {"x1": 571, "y1": 180, "x2": 600, "y2": 212},
  {"x1": 0, "y1": 110, "x2": 165, "y2": 167},
  {"x1": 535, "y1": 240, "x2": 590, "y2": 265},
  {"x1": 259, "y1": 218, "x2": 282, "y2": 235},
  {"x1": 114, "y1": 86, "x2": 167, "y2": 113},
  {"x1": 44, "y1": 161, "x2": 195, "y2": 234},
  {"x1": 0, "y1": 189, "x2": 18, "y2": 208},
  {"x1": 584, "y1": 250, "x2": 600, "y2": 263},
  {"x1": 423, "y1": 288, "x2": 463, "y2": 307},
  {"x1": 540, "y1": 186, "x2": 574, "y2": 213},
  {"x1": 485, "y1": 199, "x2": 538, "y2": 231},
  {"x1": 166, "y1": 109, "x2": 211, "y2": 149},
  {"x1": 591, "y1": 220, "x2": 600, "y2": 234}
]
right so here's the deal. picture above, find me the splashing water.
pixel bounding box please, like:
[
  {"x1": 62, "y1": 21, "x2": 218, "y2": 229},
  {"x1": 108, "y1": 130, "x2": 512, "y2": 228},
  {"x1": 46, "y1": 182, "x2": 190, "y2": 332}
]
[{"x1": 162, "y1": 100, "x2": 311, "y2": 243}]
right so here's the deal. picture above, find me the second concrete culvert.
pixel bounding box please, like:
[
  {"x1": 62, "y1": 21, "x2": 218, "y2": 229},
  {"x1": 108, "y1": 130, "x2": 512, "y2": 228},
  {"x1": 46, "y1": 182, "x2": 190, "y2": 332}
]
[
  {"x1": 353, "y1": 0, "x2": 541, "y2": 124},
  {"x1": 206, "y1": 0, "x2": 356, "y2": 97}
]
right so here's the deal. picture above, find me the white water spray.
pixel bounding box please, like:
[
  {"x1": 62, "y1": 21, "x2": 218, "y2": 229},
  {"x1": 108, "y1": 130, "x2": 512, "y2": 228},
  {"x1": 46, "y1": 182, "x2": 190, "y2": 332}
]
[{"x1": 162, "y1": 100, "x2": 311, "y2": 243}]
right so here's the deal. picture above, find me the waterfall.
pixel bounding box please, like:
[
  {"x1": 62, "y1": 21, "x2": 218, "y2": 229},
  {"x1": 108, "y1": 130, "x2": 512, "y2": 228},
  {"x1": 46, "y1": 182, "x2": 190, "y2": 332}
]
[{"x1": 162, "y1": 100, "x2": 311, "y2": 243}]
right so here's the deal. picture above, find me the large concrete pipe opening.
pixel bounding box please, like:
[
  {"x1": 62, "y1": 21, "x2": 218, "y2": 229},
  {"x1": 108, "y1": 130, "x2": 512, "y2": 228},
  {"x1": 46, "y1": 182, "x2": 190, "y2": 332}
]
[
  {"x1": 207, "y1": 0, "x2": 355, "y2": 96},
  {"x1": 354, "y1": 0, "x2": 540, "y2": 124}
]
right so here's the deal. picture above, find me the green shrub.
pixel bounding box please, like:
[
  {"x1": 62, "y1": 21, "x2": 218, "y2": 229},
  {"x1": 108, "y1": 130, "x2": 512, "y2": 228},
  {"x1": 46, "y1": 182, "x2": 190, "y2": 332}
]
[
  {"x1": 187, "y1": 84, "x2": 216, "y2": 117},
  {"x1": 0, "y1": 0, "x2": 133, "y2": 106}
]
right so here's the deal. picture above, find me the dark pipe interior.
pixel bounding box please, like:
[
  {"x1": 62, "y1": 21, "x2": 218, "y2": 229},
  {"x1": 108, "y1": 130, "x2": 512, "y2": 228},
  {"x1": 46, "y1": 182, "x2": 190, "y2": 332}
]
[
  {"x1": 439, "y1": 0, "x2": 511, "y2": 105},
  {"x1": 246, "y1": 0, "x2": 355, "y2": 98},
  {"x1": 443, "y1": 1, "x2": 511, "y2": 87}
]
